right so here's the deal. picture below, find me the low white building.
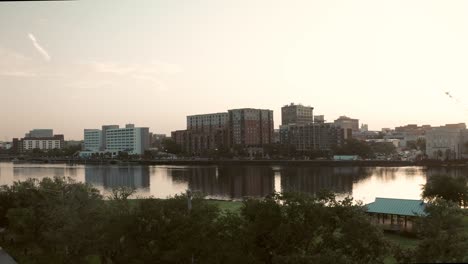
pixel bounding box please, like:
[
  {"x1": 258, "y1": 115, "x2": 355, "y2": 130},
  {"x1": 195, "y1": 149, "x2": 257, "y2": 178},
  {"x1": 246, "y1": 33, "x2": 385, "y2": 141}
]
[
  {"x1": 22, "y1": 135, "x2": 64, "y2": 151},
  {"x1": 425, "y1": 123, "x2": 468, "y2": 160}
]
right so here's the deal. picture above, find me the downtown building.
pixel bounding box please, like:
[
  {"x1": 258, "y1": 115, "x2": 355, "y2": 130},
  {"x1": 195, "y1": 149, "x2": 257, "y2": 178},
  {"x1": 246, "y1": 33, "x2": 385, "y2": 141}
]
[
  {"x1": 172, "y1": 108, "x2": 274, "y2": 154},
  {"x1": 82, "y1": 124, "x2": 150, "y2": 156},
  {"x1": 425, "y1": 123, "x2": 468, "y2": 160},
  {"x1": 334, "y1": 116, "x2": 359, "y2": 139},
  {"x1": 228, "y1": 108, "x2": 274, "y2": 147},
  {"x1": 280, "y1": 123, "x2": 345, "y2": 152},
  {"x1": 172, "y1": 112, "x2": 229, "y2": 155},
  {"x1": 281, "y1": 103, "x2": 314, "y2": 126},
  {"x1": 12, "y1": 129, "x2": 65, "y2": 153},
  {"x1": 279, "y1": 104, "x2": 345, "y2": 152}
]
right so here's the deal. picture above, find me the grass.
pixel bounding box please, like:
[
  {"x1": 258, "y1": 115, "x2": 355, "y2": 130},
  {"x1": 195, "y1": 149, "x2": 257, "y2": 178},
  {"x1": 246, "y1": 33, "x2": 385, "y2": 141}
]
[{"x1": 205, "y1": 199, "x2": 243, "y2": 212}]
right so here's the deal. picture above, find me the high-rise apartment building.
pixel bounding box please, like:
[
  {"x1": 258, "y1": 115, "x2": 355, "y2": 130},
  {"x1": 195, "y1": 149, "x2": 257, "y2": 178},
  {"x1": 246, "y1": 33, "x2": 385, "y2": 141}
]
[
  {"x1": 171, "y1": 112, "x2": 229, "y2": 154},
  {"x1": 228, "y1": 108, "x2": 274, "y2": 147},
  {"x1": 281, "y1": 103, "x2": 314, "y2": 125},
  {"x1": 187, "y1": 113, "x2": 229, "y2": 131}
]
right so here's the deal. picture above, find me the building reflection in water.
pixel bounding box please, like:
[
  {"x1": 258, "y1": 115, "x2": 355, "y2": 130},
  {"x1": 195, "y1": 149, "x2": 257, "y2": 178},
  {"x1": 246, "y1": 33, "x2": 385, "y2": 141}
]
[
  {"x1": 85, "y1": 165, "x2": 150, "y2": 190},
  {"x1": 168, "y1": 166, "x2": 275, "y2": 199},
  {"x1": 426, "y1": 166, "x2": 468, "y2": 180},
  {"x1": 13, "y1": 165, "x2": 80, "y2": 180},
  {"x1": 280, "y1": 167, "x2": 372, "y2": 196},
  {"x1": 167, "y1": 166, "x2": 376, "y2": 199}
]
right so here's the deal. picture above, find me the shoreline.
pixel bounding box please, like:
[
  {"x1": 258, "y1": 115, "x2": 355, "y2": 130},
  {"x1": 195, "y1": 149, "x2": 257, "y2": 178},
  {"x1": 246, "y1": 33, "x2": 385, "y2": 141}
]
[{"x1": 1, "y1": 157, "x2": 468, "y2": 167}]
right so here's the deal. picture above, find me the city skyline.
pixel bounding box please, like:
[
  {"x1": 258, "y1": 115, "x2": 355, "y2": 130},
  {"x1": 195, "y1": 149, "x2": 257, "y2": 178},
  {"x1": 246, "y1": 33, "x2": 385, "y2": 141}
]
[{"x1": 2, "y1": 0, "x2": 468, "y2": 140}]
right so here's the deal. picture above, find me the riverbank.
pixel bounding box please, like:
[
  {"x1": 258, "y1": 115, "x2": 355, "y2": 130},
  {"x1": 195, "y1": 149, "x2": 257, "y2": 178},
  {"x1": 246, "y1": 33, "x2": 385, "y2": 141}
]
[{"x1": 3, "y1": 157, "x2": 468, "y2": 167}]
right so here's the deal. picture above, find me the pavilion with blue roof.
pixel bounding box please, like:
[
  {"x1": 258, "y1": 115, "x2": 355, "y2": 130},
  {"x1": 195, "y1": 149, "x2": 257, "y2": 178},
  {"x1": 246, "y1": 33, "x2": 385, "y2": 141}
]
[{"x1": 365, "y1": 197, "x2": 426, "y2": 232}]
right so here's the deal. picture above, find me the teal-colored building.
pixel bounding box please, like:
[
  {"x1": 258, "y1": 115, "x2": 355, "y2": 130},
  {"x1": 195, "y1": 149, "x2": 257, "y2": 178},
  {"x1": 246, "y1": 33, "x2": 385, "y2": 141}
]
[{"x1": 365, "y1": 197, "x2": 426, "y2": 232}]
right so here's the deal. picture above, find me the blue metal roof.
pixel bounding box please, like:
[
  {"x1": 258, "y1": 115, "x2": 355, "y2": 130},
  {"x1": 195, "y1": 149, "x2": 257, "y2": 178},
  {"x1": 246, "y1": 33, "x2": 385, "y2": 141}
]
[{"x1": 365, "y1": 197, "x2": 426, "y2": 217}]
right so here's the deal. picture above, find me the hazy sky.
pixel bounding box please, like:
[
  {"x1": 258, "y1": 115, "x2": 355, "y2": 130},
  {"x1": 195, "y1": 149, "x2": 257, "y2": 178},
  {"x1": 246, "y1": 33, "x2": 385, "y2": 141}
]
[{"x1": 1, "y1": 0, "x2": 468, "y2": 140}]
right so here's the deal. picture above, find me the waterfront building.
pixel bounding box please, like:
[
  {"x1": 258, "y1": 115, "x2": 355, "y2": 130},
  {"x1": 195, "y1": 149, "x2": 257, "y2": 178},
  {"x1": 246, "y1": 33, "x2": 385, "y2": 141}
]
[
  {"x1": 187, "y1": 112, "x2": 229, "y2": 132},
  {"x1": 425, "y1": 123, "x2": 468, "y2": 160},
  {"x1": 12, "y1": 129, "x2": 65, "y2": 153},
  {"x1": 83, "y1": 124, "x2": 150, "y2": 155},
  {"x1": 281, "y1": 103, "x2": 314, "y2": 125},
  {"x1": 20, "y1": 135, "x2": 64, "y2": 152},
  {"x1": 83, "y1": 129, "x2": 103, "y2": 151},
  {"x1": 101, "y1": 125, "x2": 119, "y2": 150},
  {"x1": 228, "y1": 108, "x2": 274, "y2": 147},
  {"x1": 172, "y1": 112, "x2": 229, "y2": 154},
  {"x1": 172, "y1": 108, "x2": 274, "y2": 154},
  {"x1": 280, "y1": 122, "x2": 345, "y2": 152},
  {"x1": 171, "y1": 128, "x2": 228, "y2": 155}
]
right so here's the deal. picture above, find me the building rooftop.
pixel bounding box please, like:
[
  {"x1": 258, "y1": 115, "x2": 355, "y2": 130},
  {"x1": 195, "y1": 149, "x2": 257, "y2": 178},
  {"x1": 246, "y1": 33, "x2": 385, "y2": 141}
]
[{"x1": 365, "y1": 197, "x2": 426, "y2": 217}]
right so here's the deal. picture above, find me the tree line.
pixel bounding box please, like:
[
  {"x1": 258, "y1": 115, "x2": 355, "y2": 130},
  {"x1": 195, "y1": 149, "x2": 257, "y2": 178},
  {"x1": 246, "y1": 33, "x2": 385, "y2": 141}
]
[{"x1": 0, "y1": 176, "x2": 466, "y2": 263}]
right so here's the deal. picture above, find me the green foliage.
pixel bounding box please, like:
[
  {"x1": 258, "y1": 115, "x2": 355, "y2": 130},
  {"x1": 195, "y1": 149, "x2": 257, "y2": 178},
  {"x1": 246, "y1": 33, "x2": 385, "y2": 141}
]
[
  {"x1": 1, "y1": 181, "x2": 437, "y2": 264},
  {"x1": 333, "y1": 139, "x2": 373, "y2": 158},
  {"x1": 27, "y1": 145, "x2": 82, "y2": 158},
  {"x1": 422, "y1": 175, "x2": 468, "y2": 207},
  {"x1": 239, "y1": 192, "x2": 389, "y2": 264},
  {"x1": 412, "y1": 200, "x2": 468, "y2": 263},
  {"x1": 162, "y1": 138, "x2": 182, "y2": 154},
  {"x1": 370, "y1": 142, "x2": 396, "y2": 155}
]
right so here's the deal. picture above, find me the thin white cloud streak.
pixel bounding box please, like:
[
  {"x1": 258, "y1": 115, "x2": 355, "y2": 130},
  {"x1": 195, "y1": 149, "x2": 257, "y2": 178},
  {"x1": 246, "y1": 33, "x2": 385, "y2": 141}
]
[{"x1": 28, "y1": 33, "x2": 51, "y2": 61}]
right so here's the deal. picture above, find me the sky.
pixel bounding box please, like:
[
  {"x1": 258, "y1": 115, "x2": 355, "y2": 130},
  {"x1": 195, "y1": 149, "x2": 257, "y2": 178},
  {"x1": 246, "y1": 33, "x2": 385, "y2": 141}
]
[{"x1": 1, "y1": 0, "x2": 468, "y2": 140}]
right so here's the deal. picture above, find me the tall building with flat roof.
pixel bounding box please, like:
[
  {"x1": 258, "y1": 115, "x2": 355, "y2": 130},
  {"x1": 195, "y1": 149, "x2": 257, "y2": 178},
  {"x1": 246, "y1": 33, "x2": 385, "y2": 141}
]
[
  {"x1": 426, "y1": 123, "x2": 468, "y2": 160},
  {"x1": 83, "y1": 129, "x2": 102, "y2": 151},
  {"x1": 334, "y1": 116, "x2": 359, "y2": 139},
  {"x1": 25, "y1": 129, "x2": 53, "y2": 138},
  {"x1": 187, "y1": 112, "x2": 228, "y2": 132},
  {"x1": 83, "y1": 124, "x2": 150, "y2": 155},
  {"x1": 281, "y1": 103, "x2": 314, "y2": 125},
  {"x1": 228, "y1": 108, "x2": 274, "y2": 147}
]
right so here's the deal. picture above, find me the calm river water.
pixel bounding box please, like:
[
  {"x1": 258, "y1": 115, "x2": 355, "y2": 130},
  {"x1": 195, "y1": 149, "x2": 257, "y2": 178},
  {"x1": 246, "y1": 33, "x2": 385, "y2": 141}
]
[{"x1": 0, "y1": 162, "x2": 466, "y2": 204}]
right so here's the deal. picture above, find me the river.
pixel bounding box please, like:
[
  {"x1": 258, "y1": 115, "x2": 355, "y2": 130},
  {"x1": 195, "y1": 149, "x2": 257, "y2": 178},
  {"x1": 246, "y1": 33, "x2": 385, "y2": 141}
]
[{"x1": 0, "y1": 162, "x2": 466, "y2": 203}]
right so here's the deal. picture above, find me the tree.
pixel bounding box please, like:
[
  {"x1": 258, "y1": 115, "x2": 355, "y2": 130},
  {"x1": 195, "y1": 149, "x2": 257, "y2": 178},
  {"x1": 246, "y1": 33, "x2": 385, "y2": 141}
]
[
  {"x1": 333, "y1": 139, "x2": 373, "y2": 158},
  {"x1": 2, "y1": 177, "x2": 106, "y2": 263},
  {"x1": 412, "y1": 199, "x2": 468, "y2": 263},
  {"x1": 416, "y1": 138, "x2": 426, "y2": 152},
  {"x1": 162, "y1": 138, "x2": 182, "y2": 154},
  {"x1": 422, "y1": 175, "x2": 468, "y2": 207},
  {"x1": 370, "y1": 142, "x2": 396, "y2": 155},
  {"x1": 238, "y1": 192, "x2": 389, "y2": 264}
]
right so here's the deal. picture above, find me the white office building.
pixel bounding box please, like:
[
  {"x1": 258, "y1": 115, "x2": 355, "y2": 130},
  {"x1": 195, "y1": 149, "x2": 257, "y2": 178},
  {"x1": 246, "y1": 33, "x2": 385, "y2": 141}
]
[
  {"x1": 22, "y1": 135, "x2": 64, "y2": 151},
  {"x1": 83, "y1": 124, "x2": 150, "y2": 155},
  {"x1": 83, "y1": 129, "x2": 102, "y2": 151}
]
